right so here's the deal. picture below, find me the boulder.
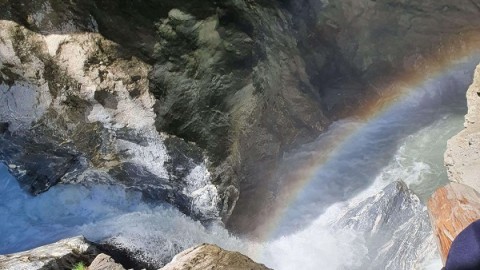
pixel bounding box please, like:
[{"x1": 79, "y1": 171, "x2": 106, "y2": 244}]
[
  {"x1": 160, "y1": 244, "x2": 271, "y2": 270},
  {"x1": 0, "y1": 236, "x2": 98, "y2": 270},
  {"x1": 88, "y1": 253, "x2": 126, "y2": 270},
  {"x1": 427, "y1": 183, "x2": 480, "y2": 263}
]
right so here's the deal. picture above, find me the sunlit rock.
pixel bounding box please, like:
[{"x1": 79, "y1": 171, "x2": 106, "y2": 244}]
[
  {"x1": 160, "y1": 244, "x2": 271, "y2": 270},
  {"x1": 88, "y1": 253, "x2": 125, "y2": 270},
  {"x1": 428, "y1": 63, "x2": 480, "y2": 264},
  {"x1": 427, "y1": 182, "x2": 480, "y2": 263},
  {"x1": 0, "y1": 20, "x2": 221, "y2": 223},
  {"x1": 0, "y1": 236, "x2": 98, "y2": 270},
  {"x1": 445, "y1": 65, "x2": 480, "y2": 192}
]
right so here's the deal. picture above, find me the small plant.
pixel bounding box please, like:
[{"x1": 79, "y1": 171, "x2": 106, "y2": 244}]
[{"x1": 72, "y1": 262, "x2": 86, "y2": 270}]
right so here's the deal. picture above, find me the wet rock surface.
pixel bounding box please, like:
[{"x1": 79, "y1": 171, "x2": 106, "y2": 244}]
[
  {"x1": 0, "y1": 19, "x2": 221, "y2": 223},
  {"x1": 0, "y1": 1, "x2": 330, "y2": 232},
  {"x1": 0, "y1": 236, "x2": 98, "y2": 270},
  {"x1": 1, "y1": 0, "x2": 480, "y2": 248},
  {"x1": 338, "y1": 181, "x2": 437, "y2": 269}
]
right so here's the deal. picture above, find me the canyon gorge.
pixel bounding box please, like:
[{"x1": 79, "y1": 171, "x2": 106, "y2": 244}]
[{"x1": 1, "y1": 0, "x2": 480, "y2": 269}]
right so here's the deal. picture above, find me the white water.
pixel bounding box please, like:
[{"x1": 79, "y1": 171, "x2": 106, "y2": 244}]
[
  {"x1": 0, "y1": 103, "x2": 465, "y2": 269},
  {"x1": 0, "y1": 57, "x2": 477, "y2": 269}
]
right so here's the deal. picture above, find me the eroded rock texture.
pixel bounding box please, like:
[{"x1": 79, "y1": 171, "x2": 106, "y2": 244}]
[
  {"x1": 0, "y1": 1, "x2": 330, "y2": 231},
  {"x1": 445, "y1": 65, "x2": 480, "y2": 192},
  {"x1": 338, "y1": 181, "x2": 437, "y2": 269},
  {"x1": 160, "y1": 244, "x2": 271, "y2": 270},
  {"x1": 0, "y1": 236, "x2": 98, "y2": 270},
  {"x1": 428, "y1": 64, "x2": 480, "y2": 264},
  {"x1": 0, "y1": 20, "x2": 219, "y2": 223},
  {"x1": 428, "y1": 183, "x2": 480, "y2": 263},
  {"x1": 88, "y1": 253, "x2": 126, "y2": 270},
  {"x1": 1, "y1": 0, "x2": 480, "y2": 236}
]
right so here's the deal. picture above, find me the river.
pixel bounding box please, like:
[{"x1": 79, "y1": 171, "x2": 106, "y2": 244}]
[{"x1": 0, "y1": 57, "x2": 478, "y2": 269}]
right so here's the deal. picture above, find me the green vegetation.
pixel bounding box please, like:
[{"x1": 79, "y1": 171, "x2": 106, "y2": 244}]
[{"x1": 72, "y1": 262, "x2": 86, "y2": 270}]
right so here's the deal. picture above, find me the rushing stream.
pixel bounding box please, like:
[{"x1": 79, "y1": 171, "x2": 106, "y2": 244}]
[{"x1": 0, "y1": 57, "x2": 478, "y2": 269}]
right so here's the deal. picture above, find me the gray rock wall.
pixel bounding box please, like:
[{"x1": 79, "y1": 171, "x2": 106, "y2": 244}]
[
  {"x1": 1, "y1": 0, "x2": 480, "y2": 234},
  {"x1": 0, "y1": 0, "x2": 329, "y2": 229}
]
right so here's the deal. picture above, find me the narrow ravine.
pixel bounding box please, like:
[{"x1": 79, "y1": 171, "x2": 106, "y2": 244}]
[{"x1": 1, "y1": 53, "x2": 478, "y2": 269}]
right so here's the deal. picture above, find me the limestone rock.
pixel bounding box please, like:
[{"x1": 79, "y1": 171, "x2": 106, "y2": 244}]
[
  {"x1": 160, "y1": 244, "x2": 271, "y2": 270},
  {"x1": 427, "y1": 183, "x2": 480, "y2": 263},
  {"x1": 88, "y1": 253, "x2": 125, "y2": 270},
  {"x1": 445, "y1": 65, "x2": 480, "y2": 192},
  {"x1": 0, "y1": 236, "x2": 98, "y2": 270}
]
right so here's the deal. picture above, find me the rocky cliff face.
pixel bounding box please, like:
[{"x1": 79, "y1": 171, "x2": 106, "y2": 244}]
[
  {"x1": 445, "y1": 65, "x2": 480, "y2": 191},
  {"x1": 428, "y1": 64, "x2": 480, "y2": 262},
  {"x1": 1, "y1": 0, "x2": 480, "y2": 236},
  {"x1": 0, "y1": 0, "x2": 329, "y2": 230},
  {"x1": 290, "y1": 0, "x2": 480, "y2": 116},
  {"x1": 0, "y1": 19, "x2": 220, "y2": 222}
]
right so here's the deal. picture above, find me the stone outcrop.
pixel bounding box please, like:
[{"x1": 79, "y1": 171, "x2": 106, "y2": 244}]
[
  {"x1": 338, "y1": 181, "x2": 437, "y2": 269},
  {"x1": 0, "y1": 0, "x2": 330, "y2": 232},
  {"x1": 160, "y1": 244, "x2": 271, "y2": 270},
  {"x1": 0, "y1": 240, "x2": 269, "y2": 270},
  {"x1": 428, "y1": 64, "x2": 480, "y2": 263},
  {"x1": 2, "y1": 0, "x2": 480, "y2": 235},
  {"x1": 445, "y1": 65, "x2": 480, "y2": 192},
  {"x1": 0, "y1": 19, "x2": 219, "y2": 223},
  {"x1": 428, "y1": 183, "x2": 480, "y2": 263},
  {"x1": 0, "y1": 236, "x2": 98, "y2": 270},
  {"x1": 88, "y1": 253, "x2": 126, "y2": 270}
]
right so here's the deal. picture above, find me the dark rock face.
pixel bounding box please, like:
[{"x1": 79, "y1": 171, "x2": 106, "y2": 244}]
[
  {"x1": 1, "y1": 0, "x2": 480, "y2": 236},
  {"x1": 289, "y1": 0, "x2": 480, "y2": 117},
  {"x1": 0, "y1": 0, "x2": 328, "y2": 232}
]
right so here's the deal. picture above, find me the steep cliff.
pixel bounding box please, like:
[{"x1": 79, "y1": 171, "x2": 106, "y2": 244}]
[
  {"x1": 290, "y1": 0, "x2": 480, "y2": 116},
  {"x1": 428, "y1": 64, "x2": 480, "y2": 263},
  {"x1": 445, "y1": 65, "x2": 480, "y2": 191},
  {"x1": 1, "y1": 0, "x2": 480, "y2": 236},
  {"x1": 0, "y1": 0, "x2": 329, "y2": 230}
]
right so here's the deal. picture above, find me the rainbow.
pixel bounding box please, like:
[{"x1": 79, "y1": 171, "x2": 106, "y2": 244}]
[{"x1": 251, "y1": 33, "x2": 480, "y2": 246}]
